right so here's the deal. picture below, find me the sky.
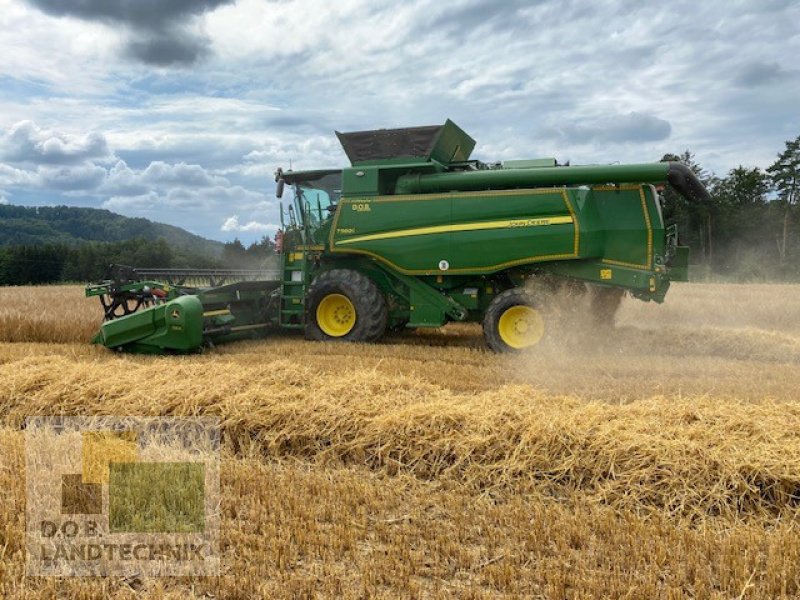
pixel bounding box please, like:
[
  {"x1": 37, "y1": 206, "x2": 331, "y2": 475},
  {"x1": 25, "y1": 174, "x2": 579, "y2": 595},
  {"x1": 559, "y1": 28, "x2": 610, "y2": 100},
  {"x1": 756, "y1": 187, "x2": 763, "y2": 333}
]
[{"x1": 0, "y1": 0, "x2": 798, "y2": 244}]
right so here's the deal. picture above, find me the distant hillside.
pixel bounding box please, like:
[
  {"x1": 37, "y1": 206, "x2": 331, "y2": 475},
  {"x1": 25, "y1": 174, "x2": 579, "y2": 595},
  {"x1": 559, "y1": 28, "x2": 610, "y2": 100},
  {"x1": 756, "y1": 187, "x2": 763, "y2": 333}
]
[{"x1": 0, "y1": 205, "x2": 223, "y2": 258}]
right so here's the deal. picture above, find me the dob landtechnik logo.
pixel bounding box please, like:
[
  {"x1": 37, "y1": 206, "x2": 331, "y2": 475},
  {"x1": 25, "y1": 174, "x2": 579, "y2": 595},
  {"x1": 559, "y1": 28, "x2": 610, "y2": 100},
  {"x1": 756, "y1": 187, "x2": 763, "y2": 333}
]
[{"x1": 25, "y1": 416, "x2": 219, "y2": 577}]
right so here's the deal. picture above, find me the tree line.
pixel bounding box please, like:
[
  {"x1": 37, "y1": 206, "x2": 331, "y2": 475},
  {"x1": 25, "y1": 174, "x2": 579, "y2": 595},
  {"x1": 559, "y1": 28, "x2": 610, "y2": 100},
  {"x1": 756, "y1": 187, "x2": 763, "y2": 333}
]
[
  {"x1": 0, "y1": 236, "x2": 277, "y2": 285},
  {"x1": 661, "y1": 134, "x2": 800, "y2": 280}
]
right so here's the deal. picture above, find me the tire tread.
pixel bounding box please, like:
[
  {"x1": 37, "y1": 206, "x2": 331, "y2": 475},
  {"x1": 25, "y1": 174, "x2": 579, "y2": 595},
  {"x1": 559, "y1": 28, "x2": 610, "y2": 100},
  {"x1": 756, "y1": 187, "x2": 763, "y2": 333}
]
[
  {"x1": 305, "y1": 269, "x2": 388, "y2": 343},
  {"x1": 483, "y1": 288, "x2": 537, "y2": 353}
]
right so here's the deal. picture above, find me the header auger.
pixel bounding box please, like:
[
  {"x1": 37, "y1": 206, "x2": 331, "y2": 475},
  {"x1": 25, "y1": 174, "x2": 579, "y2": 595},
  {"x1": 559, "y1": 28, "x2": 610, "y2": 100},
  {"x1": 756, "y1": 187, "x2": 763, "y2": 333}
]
[{"x1": 86, "y1": 119, "x2": 705, "y2": 354}]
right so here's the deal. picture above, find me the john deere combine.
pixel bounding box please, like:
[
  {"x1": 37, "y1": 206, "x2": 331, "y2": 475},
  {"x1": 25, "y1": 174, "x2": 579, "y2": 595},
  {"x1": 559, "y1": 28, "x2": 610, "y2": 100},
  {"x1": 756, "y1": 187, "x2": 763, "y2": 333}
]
[{"x1": 86, "y1": 120, "x2": 707, "y2": 353}]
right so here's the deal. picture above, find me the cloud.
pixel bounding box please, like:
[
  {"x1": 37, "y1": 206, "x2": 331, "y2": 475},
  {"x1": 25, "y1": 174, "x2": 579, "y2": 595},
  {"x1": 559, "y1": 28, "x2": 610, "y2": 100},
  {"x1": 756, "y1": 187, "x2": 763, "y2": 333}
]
[
  {"x1": 99, "y1": 160, "x2": 230, "y2": 196},
  {"x1": 220, "y1": 215, "x2": 277, "y2": 233},
  {"x1": 0, "y1": 192, "x2": 8, "y2": 205},
  {"x1": 103, "y1": 184, "x2": 268, "y2": 215},
  {"x1": 24, "y1": 0, "x2": 234, "y2": 66},
  {"x1": 100, "y1": 161, "x2": 148, "y2": 196},
  {"x1": 101, "y1": 159, "x2": 245, "y2": 202},
  {"x1": 103, "y1": 191, "x2": 160, "y2": 212},
  {"x1": 124, "y1": 29, "x2": 214, "y2": 67},
  {"x1": 0, "y1": 163, "x2": 38, "y2": 187},
  {"x1": 0, "y1": 121, "x2": 112, "y2": 166},
  {"x1": 4, "y1": 0, "x2": 800, "y2": 240},
  {"x1": 425, "y1": 0, "x2": 543, "y2": 38},
  {"x1": 37, "y1": 164, "x2": 107, "y2": 191},
  {"x1": 734, "y1": 61, "x2": 795, "y2": 87},
  {"x1": 142, "y1": 161, "x2": 227, "y2": 187},
  {"x1": 0, "y1": 119, "x2": 275, "y2": 239},
  {"x1": 542, "y1": 112, "x2": 672, "y2": 145}
]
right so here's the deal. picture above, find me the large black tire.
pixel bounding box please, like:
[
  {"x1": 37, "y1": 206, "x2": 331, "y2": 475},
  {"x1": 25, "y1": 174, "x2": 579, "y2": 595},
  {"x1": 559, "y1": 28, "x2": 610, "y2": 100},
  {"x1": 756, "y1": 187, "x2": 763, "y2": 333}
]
[
  {"x1": 305, "y1": 269, "x2": 388, "y2": 343},
  {"x1": 483, "y1": 288, "x2": 546, "y2": 353}
]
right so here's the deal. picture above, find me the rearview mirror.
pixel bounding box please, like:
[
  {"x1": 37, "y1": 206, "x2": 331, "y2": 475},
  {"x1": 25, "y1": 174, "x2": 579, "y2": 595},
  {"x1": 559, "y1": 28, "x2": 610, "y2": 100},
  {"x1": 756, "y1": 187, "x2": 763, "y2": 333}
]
[{"x1": 274, "y1": 167, "x2": 285, "y2": 198}]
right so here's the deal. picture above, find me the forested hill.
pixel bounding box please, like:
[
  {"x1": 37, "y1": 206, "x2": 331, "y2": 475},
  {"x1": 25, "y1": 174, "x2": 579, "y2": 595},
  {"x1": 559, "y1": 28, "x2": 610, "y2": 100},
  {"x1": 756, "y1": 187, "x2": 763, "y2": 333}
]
[{"x1": 0, "y1": 204, "x2": 223, "y2": 258}]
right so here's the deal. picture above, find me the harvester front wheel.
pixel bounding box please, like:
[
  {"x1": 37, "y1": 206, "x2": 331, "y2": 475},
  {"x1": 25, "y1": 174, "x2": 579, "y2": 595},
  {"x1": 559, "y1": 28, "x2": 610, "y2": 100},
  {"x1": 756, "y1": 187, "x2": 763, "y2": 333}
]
[
  {"x1": 306, "y1": 269, "x2": 387, "y2": 343},
  {"x1": 483, "y1": 289, "x2": 545, "y2": 353}
]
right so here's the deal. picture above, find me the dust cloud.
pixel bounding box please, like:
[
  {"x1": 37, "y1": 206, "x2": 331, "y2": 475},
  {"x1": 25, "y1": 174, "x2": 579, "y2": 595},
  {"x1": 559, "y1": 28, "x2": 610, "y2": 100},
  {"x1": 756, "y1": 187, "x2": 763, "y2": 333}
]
[{"x1": 506, "y1": 282, "x2": 800, "y2": 402}]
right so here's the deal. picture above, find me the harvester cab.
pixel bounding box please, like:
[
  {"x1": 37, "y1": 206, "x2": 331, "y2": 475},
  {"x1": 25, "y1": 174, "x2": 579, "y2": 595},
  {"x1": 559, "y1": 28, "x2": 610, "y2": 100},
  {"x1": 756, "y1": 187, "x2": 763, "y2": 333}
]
[
  {"x1": 276, "y1": 169, "x2": 342, "y2": 241},
  {"x1": 87, "y1": 119, "x2": 707, "y2": 354}
]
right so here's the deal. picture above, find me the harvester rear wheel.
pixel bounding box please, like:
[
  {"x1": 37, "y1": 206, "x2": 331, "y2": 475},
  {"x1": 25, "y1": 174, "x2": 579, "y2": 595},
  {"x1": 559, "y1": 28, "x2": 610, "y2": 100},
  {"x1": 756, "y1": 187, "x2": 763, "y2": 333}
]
[
  {"x1": 305, "y1": 269, "x2": 388, "y2": 343},
  {"x1": 483, "y1": 288, "x2": 545, "y2": 353}
]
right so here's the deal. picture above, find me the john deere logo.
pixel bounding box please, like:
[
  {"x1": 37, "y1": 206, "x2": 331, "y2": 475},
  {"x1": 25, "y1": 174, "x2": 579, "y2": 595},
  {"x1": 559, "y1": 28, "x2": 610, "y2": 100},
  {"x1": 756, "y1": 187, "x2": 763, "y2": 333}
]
[
  {"x1": 170, "y1": 308, "x2": 181, "y2": 320},
  {"x1": 25, "y1": 416, "x2": 219, "y2": 577}
]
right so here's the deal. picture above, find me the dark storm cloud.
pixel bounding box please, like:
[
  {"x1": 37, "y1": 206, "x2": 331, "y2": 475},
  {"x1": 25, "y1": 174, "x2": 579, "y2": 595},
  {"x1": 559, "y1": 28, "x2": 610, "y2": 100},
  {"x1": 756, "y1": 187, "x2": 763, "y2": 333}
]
[
  {"x1": 23, "y1": 0, "x2": 231, "y2": 28},
  {"x1": 24, "y1": 0, "x2": 234, "y2": 66},
  {"x1": 124, "y1": 31, "x2": 214, "y2": 67}
]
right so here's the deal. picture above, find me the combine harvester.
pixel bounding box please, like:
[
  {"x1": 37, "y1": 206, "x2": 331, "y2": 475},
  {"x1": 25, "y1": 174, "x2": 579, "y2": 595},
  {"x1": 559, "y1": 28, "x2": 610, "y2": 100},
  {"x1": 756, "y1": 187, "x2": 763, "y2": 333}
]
[{"x1": 86, "y1": 120, "x2": 707, "y2": 354}]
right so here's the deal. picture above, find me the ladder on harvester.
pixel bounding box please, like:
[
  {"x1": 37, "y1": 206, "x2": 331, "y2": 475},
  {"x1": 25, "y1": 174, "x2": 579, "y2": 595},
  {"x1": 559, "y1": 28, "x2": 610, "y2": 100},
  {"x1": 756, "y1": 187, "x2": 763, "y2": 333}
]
[
  {"x1": 278, "y1": 248, "x2": 307, "y2": 328},
  {"x1": 278, "y1": 202, "x2": 312, "y2": 329}
]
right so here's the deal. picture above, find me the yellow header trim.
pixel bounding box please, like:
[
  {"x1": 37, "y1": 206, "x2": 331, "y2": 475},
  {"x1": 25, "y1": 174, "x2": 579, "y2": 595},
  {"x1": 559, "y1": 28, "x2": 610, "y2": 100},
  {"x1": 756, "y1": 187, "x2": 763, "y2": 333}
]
[
  {"x1": 640, "y1": 187, "x2": 654, "y2": 267},
  {"x1": 335, "y1": 215, "x2": 574, "y2": 245}
]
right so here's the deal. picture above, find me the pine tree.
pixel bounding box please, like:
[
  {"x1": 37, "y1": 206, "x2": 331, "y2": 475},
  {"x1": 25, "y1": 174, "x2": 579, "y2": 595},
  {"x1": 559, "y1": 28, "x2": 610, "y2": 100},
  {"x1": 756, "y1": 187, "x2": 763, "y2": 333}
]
[{"x1": 767, "y1": 135, "x2": 800, "y2": 264}]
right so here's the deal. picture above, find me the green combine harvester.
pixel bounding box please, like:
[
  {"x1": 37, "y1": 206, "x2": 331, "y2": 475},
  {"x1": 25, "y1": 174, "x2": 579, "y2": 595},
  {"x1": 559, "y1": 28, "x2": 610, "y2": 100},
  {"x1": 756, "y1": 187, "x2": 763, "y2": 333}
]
[{"x1": 86, "y1": 120, "x2": 707, "y2": 354}]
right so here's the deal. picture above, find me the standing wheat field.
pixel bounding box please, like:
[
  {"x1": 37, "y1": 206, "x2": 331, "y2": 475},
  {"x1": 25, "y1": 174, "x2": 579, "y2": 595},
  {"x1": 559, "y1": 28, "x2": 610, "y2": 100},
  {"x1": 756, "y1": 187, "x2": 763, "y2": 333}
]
[{"x1": 1, "y1": 282, "x2": 800, "y2": 598}]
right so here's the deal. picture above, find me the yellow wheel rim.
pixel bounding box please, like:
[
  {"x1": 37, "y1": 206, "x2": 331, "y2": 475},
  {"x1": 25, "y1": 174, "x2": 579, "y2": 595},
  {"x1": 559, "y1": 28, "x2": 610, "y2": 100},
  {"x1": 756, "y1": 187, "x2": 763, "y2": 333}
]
[
  {"x1": 497, "y1": 305, "x2": 544, "y2": 349},
  {"x1": 316, "y1": 293, "x2": 356, "y2": 337}
]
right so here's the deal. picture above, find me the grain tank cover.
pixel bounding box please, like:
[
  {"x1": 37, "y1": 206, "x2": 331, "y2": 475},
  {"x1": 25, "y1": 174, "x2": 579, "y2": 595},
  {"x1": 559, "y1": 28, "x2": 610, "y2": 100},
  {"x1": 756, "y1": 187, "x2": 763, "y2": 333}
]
[{"x1": 336, "y1": 119, "x2": 475, "y2": 166}]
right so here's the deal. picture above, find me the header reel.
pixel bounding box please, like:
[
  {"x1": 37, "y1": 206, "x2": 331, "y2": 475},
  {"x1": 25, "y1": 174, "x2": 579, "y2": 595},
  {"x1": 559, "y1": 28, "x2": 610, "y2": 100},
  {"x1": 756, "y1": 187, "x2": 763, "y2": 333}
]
[{"x1": 86, "y1": 265, "x2": 173, "y2": 321}]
